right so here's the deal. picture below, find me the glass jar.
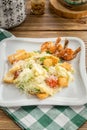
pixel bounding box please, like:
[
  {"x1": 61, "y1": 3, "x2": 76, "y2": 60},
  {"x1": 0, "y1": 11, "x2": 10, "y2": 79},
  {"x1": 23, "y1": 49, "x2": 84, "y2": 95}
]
[
  {"x1": 31, "y1": 0, "x2": 45, "y2": 15},
  {"x1": 0, "y1": 0, "x2": 26, "y2": 29}
]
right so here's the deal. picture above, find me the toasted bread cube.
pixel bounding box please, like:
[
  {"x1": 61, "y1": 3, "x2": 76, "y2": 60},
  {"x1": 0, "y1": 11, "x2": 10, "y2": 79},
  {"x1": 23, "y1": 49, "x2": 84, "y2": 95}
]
[
  {"x1": 43, "y1": 58, "x2": 53, "y2": 67},
  {"x1": 61, "y1": 62, "x2": 72, "y2": 71},
  {"x1": 58, "y1": 77, "x2": 68, "y2": 87},
  {"x1": 36, "y1": 93, "x2": 49, "y2": 99},
  {"x1": 3, "y1": 72, "x2": 14, "y2": 83},
  {"x1": 8, "y1": 50, "x2": 30, "y2": 64}
]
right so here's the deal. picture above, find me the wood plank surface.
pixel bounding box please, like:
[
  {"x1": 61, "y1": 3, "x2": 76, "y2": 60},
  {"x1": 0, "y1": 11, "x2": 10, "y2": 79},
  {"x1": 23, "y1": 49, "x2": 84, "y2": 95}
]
[
  {"x1": 10, "y1": 0, "x2": 87, "y2": 31},
  {"x1": 0, "y1": 0, "x2": 87, "y2": 130}
]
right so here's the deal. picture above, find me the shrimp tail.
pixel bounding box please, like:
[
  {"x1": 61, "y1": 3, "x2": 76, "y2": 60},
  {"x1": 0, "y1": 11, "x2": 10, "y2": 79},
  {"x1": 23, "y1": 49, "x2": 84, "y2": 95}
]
[
  {"x1": 64, "y1": 39, "x2": 69, "y2": 49},
  {"x1": 73, "y1": 47, "x2": 81, "y2": 55},
  {"x1": 55, "y1": 37, "x2": 61, "y2": 46}
]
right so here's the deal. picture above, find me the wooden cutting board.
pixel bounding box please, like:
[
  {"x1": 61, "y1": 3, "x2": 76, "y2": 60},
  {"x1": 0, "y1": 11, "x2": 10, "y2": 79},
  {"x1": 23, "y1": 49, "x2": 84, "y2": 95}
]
[{"x1": 50, "y1": 0, "x2": 87, "y2": 18}]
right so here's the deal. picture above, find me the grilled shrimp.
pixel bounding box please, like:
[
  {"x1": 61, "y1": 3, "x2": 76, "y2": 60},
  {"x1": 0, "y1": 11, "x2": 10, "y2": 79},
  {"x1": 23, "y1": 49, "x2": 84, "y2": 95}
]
[
  {"x1": 55, "y1": 39, "x2": 81, "y2": 60},
  {"x1": 41, "y1": 41, "x2": 56, "y2": 53},
  {"x1": 55, "y1": 47, "x2": 81, "y2": 61},
  {"x1": 41, "y1": 37, "x2": 81, "y2": 61}
]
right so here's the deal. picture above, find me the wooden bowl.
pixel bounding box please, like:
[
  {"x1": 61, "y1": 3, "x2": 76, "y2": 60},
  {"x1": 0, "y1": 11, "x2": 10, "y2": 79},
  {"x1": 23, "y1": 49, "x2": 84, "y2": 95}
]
[
  {"x1": 59, "y1": 0, "x2": 87, "y2": 11},
  {"x1": 50, "y1": 0, "x2": 87, "y2": 18}
]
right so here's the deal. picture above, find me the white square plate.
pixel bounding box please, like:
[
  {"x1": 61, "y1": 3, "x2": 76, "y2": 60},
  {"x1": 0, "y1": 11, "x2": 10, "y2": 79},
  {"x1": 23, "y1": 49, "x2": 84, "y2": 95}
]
[{"x1": 0, "y1": 37, "x2": 87, "y2": 107}]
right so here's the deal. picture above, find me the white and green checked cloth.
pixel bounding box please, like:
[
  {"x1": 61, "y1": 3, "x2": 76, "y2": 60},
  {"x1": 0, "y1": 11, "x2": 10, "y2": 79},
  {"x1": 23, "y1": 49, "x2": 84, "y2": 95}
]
[{"x1": 0, "y1": 29, "x2": 87, "y2": 130}]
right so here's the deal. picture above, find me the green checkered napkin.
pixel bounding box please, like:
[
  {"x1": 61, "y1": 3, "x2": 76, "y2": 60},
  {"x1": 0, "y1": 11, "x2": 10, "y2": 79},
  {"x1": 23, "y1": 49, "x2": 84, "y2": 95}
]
[{"x1": 0, "y1": 29, "x2": 87, "y2": 130}]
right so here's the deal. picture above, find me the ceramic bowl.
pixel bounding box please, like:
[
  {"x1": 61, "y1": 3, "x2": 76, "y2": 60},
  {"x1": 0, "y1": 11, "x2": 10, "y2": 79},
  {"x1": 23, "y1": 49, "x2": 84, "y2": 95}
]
[{"x1": 64, "y1": 0, "x2": 87, "y2": 5}]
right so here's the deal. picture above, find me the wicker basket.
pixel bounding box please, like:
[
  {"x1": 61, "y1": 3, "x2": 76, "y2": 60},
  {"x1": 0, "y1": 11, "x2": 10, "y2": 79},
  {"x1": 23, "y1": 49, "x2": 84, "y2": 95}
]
[{"x1": 0, "y1": 0, "x2": 26, "y2": 29}]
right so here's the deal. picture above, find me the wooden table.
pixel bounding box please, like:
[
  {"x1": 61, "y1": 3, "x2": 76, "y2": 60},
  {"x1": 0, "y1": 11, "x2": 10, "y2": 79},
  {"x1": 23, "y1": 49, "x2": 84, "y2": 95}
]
[{"x1": 0, "y1": 0, "x2": 87, "y2": 130}]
